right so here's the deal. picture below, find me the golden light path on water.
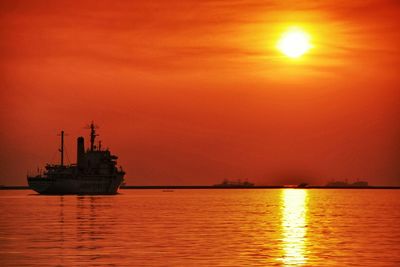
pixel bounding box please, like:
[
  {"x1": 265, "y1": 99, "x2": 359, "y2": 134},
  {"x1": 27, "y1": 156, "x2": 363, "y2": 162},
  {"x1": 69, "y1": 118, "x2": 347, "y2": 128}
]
[{"x1": 280, "y1": 189, "x2": 308, "y2": 266}]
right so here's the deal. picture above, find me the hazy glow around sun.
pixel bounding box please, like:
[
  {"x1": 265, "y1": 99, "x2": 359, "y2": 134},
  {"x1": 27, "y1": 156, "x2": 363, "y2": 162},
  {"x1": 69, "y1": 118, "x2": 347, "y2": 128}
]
[{"x1": 277, "y1": 27, "x2": 312, "y2": 58}]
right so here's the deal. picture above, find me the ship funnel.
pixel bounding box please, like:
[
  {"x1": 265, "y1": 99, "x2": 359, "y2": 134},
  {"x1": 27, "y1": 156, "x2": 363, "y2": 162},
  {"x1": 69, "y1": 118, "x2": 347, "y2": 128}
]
[{"x1": 77, "y1": 137, "x2": 85, "y2": 168}]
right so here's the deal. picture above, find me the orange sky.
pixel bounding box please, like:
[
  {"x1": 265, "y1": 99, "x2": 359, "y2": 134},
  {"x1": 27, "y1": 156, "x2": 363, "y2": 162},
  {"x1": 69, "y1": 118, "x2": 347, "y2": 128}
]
[{"x1": 1, "y1": 0, "x2": 399, "y2": 185}]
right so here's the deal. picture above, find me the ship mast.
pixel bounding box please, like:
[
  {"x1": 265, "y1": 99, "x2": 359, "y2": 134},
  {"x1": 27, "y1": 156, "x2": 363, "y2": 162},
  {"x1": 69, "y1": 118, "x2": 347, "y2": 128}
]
[
  {"x1": 59, "y1": 130, "x2": 64, "y2": 166},
  {"x1": 89, "y1": 122, "x2": 98, "y2": 151}
]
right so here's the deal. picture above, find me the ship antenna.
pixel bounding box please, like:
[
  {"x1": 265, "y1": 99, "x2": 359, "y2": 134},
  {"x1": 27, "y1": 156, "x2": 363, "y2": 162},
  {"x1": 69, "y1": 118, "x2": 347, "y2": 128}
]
[
  {"x1": 86, "y1": 121, "x2": 99, "y2": 151},
  {"x1": 58, "y1": 130, "x2": 65, "y2": 166}
]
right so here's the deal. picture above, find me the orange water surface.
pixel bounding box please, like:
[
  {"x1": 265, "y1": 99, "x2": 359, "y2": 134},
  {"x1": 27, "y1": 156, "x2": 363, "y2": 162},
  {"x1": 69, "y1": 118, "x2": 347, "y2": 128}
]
[{"x1": 0, "y1": 189, "x2": 399, "y2": 266}]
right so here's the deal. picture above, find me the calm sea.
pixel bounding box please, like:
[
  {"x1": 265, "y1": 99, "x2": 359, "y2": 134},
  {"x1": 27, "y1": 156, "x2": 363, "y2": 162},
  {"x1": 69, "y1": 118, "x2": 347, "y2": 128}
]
[{"x1": 0, "y1": 189, "x2": 399, "y2": 266}]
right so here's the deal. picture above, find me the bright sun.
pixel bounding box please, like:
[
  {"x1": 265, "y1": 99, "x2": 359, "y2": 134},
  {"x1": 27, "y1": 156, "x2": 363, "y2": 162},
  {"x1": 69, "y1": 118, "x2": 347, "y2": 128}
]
[{"x1": 277, "y1": 27, "x2": 312, "y2": 58}]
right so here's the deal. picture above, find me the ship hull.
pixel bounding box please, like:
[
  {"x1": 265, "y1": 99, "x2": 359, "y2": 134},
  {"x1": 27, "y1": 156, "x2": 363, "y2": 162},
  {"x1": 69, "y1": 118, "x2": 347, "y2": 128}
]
[{"x1": 27, "y1": 175, "x2": 124, "y2": 195}]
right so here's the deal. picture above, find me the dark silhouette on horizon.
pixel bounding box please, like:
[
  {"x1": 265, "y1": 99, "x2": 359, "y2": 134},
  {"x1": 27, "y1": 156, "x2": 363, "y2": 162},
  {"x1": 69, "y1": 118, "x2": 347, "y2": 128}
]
[{"x1": 27, "y1": 122, "x2": 125, "y2": 195}]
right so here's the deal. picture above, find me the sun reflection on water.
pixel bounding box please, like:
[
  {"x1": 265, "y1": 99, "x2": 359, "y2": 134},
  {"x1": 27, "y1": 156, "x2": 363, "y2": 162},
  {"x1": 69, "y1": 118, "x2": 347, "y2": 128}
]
[{"x1": 280, "y1": 189, "x2": 308, "y2": 266}]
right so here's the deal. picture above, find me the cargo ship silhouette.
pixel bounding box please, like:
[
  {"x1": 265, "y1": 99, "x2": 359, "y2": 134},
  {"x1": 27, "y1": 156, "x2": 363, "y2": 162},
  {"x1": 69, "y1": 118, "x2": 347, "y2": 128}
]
[{"x1": 27, "y1": 122, "x2": 125, "y2": 195}]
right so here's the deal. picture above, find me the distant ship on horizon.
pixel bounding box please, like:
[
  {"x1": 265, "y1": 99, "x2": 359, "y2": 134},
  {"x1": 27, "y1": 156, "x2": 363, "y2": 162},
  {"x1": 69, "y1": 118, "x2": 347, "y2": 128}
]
[
  {"x1": 213, "y1": 179, "x2": 255, "y2": 188},
  {"x1": 325, "y1": 180, "x2": 369, "y2": 188},
  {"x1": 27, "y1": 122, "x2": 125, "y2": 195}
]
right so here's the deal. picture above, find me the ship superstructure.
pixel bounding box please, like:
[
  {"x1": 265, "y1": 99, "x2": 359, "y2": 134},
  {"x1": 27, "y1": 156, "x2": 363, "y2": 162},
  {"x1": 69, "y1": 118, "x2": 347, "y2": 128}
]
[{"x1": 27, "y1": 123, "x2": 125, "y2": 195}]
